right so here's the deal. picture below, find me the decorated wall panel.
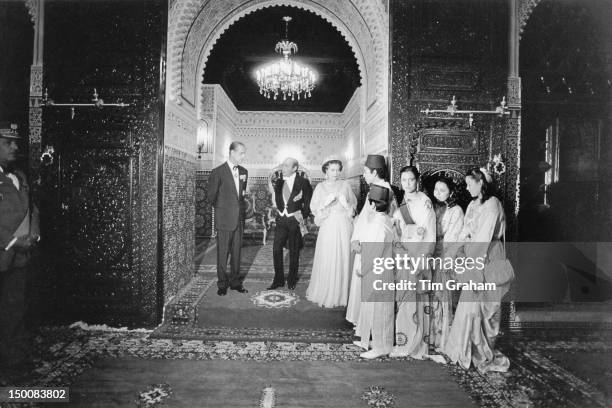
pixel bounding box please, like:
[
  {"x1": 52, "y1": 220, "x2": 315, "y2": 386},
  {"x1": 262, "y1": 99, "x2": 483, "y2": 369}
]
[
  {"x1": 205, "y1": 86, "x2": 360, "y2": 178},
  {"x1": 390, "y1": 0, "x2": 515, "y2": 234},
  {"x1": 163, "y1": 147, "x2": 197, "y2": 296}
]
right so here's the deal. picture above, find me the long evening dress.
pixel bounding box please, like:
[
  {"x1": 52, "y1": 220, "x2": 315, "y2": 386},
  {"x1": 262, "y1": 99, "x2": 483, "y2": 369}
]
[
  {"x1": 391, "y1": 191, "x2": 436, "y2": 359},
  {"x1": 431, "y1": 203, "x2": 464, "y2": 351},
  {"x1": 306, "y1": 180, "x2": 357, "y2": 307},
  {"x1": 443, "y1": 196, "x2": 512, "y2": 373}
]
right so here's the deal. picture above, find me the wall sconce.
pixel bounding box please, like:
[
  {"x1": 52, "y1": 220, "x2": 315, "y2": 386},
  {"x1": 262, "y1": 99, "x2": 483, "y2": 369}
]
[
  {"x1": 41, "y1": 88, "x2": 130, "y2": 119},
  {"x1": 197, "y1": 122, "x2": 210, "y2": 159},
  {"x1": 421, "y1": 96, "x2": 510, "y2": 127}
]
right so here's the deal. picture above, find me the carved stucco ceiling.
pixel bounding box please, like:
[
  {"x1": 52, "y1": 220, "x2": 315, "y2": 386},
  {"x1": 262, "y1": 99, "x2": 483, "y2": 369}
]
[{"x1": 202, "y1": 6, "x2": 361, "y2": 112}]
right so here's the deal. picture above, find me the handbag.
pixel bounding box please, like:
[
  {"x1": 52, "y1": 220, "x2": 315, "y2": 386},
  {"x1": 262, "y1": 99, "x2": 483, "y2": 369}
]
[{"x1": 483, "y1": 230, "x2": 514, "y2": 286}]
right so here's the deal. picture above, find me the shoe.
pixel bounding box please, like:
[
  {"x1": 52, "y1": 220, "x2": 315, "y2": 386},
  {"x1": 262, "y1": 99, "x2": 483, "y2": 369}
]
[
  {"x1": 230, "y1": 286, "x2": 248, "y2": 293},
  {"x1": 388, "y1": 347, "x2": 410, "y2": 358},
  {"x1": 352, "y1": 340, "x2": 368, "y2": 350},
  {"x1": 287, "y1": 283, "x2": 296, "y2": 290},
  {"x1": 360, "y1": 349, "x2": 388, "y2": 359},
  {"x1": 352, "y1": 340, "x2": 373, "y2": 350},
  {"x1": 424, "y1": 354, "x2": 447, "y2": 364},
  {"x1": 266, "y1": 283, "x2": 284, "y2": 290},
  {"x1": 217, "y1": 288, "x2": 227, "y2": 296}
]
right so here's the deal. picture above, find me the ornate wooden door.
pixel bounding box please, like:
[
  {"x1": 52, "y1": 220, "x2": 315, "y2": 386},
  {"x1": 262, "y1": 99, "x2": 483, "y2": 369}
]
[{"x1": 36, "y1": 0, "x2": 165, "y2": 327}]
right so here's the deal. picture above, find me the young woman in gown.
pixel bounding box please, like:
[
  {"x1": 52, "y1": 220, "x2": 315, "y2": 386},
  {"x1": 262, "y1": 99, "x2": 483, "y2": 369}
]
[
  {"x1": 355, "y1": 185, "x2": 396, "y2": 359},
  {"x1": 443, "y1": 167, "x2": 513, "y2": 373},
  {"x1": 389, "y1": 166, "x2": 436, "y2": 359},
  {"x1": 430, "y1": 176, "x2": 464, "y2": 352},
  {"x1": 306, "y1": 159, "x2": 357, "y2": 308},
  {"x1": 346, "y1": 155, "x2": 398, "y2": 343}
]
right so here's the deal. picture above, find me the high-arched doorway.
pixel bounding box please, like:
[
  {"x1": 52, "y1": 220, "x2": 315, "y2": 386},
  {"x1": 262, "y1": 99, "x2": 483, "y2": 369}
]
[{"x1": 161, "y1": 0, "x2": 389, "y2": 293}]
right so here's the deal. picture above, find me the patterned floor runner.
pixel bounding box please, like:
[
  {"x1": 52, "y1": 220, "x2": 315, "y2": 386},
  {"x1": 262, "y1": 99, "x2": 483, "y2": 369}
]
[{"x1": 154, "y1": 241, "x2": 352, "y2": 342}]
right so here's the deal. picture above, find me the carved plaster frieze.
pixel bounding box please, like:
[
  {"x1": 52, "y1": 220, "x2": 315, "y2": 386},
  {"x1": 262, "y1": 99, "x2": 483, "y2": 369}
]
[
  {"x1": 200, "y1": 85, "x2": 216, "y2": 114},
  {"x1": 167, "y1": 110, "x2": 197, "y2": 134},
  {"x1": 236, "y1": 127, "x2": 343, "y2": 139},
  {"x1": 236, "y1": 112, "x2": 344, "y2": 129}
]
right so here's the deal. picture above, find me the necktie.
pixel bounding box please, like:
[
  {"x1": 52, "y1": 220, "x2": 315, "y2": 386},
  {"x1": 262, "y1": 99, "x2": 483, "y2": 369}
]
[
  {"x1": 282, "y1": 181, "x2": 291, "y2": 203},
  {"x1": 231, "y1": 165, "x2": 239, "y2": 195}
]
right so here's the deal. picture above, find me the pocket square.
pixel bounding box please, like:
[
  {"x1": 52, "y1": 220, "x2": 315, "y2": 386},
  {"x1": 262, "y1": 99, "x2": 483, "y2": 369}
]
[{"x1": 293, "y1": 191, "x2": 303, "y2": 202}]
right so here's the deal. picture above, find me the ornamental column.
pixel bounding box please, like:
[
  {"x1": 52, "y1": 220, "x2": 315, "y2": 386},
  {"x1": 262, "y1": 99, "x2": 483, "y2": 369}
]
[{"x1": 25, "y1": 0, "x2": 44, "y2": 185}]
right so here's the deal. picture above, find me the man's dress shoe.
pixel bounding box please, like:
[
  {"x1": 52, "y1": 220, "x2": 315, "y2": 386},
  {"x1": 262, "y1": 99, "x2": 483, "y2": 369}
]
[
  {"x1": 231, "y1": 286, "x2": 248, "y2": 293},
  {"x1": 217, "y1": 288, "x2": 227, "y2": 296},
  {"x1": 266, "y1": 283, "x2": 284, "y2": 290},
  {"x1": 287, "y1": 283, "x2": 296, "y2": 290}
]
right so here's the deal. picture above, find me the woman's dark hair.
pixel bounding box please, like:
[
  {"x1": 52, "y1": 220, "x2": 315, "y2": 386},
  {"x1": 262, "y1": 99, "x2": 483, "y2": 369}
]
[
  {"x1": 466, "y1": 167, "x2": 494, "y2": 203},
  {"x1": 368, "y1": 198, "x2": 388, "y2": 213},
  {"x1": 433, "y1": 176, "x2": 458, "y2": 208},
  {"x1": 322, "y1": 159, "x2": 343, "y2": 174},
  {"x1": 366, "y1": 165, "x2": 388, "y2": 181},
  {"x1": 399, "y1": 165, "x2": 420, "y2": 181}
]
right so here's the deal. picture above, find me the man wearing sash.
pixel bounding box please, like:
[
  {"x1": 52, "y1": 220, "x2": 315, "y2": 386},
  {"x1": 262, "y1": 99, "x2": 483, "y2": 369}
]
[
  {"x1": 268, "y1": 158, "x2": 313, "y2": 291},
  {"x1": 0, "y1": 123, "x2": 40, "y2": 371}
]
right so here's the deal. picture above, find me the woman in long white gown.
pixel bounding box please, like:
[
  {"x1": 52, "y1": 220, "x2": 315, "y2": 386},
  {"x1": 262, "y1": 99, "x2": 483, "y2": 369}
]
[
  {"x1": 431, "y1": 176, "x2": 464, "y2": 351},
  {"x1": 390, "y1": 166, "x2": 436, "y2": 359},
  {"x1": 306, "y1": 159, "x2": 357, "y2": 308},
  {"x1": 355, "y1": 184, "x2": 396, "y2": 359},
  {"x1": 346, "y1": 155, "x2": 398, "y2": 335},
  {"x1": 443, "y1": 167, "x2": 513, "y2": 373}
]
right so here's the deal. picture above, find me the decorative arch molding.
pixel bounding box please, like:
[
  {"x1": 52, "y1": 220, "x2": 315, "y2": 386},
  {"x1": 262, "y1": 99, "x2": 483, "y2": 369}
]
[{"x1": 167, "y1": 0, "x2": 388, "y2": 109}]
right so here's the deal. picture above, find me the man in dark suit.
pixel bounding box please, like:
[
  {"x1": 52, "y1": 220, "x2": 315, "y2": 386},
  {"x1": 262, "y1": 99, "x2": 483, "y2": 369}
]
[
  {"x1": 208, "y1": 142, "x2": 248, "y2": 296},
  {"x1": 268, "y1": 158, "x2": 312, "y2": 290},
  {"x1": 0, "y1": 123, "x2": 40, "y2": 371}
]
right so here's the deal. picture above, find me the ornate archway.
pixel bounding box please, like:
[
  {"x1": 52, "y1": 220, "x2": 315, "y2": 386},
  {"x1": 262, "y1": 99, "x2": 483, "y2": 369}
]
[{"x1": 167, "y1": 0, "x2": 388, "y2": 109}]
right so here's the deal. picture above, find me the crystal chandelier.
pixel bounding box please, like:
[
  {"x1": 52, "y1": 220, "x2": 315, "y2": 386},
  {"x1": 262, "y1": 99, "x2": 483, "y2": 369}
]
[{"x1": 255, "y1": 16, "x2": 316, "y2": 101}]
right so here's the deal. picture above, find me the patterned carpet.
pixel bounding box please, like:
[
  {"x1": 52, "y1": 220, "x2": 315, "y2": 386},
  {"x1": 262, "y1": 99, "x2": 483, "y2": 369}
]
[
  {"x1": 196, "y1": 238, "x2": 315, "y2": 276},
  {"x1": 3, "y1": 240, "x2": 610, "y2": 407},
  {"x1": 155, "y1": 241, "x2": 351, "y2": 342},
  {"x1": 66, "y1": 358, "x2": 477, "y2": 407},
  {"x1": 2, "y1": 326, "x2": 611, "y2": 407}
]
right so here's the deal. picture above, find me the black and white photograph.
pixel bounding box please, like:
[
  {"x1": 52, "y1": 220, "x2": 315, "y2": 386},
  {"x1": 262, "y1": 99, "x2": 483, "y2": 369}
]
[{"x1": 0, "y1": 0, "x2": 611, "y2": 406}]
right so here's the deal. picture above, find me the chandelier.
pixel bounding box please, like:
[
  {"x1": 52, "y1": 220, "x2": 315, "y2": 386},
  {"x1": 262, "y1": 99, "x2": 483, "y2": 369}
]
[{"x1": 255, "y1": 16, "x2": 316, "y2": 101}]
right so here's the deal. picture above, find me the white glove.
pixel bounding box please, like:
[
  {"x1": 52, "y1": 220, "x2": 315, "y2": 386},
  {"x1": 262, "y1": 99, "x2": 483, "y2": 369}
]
[{"x1": 338, "y1": 195, "x2": 348, "y2": 208}]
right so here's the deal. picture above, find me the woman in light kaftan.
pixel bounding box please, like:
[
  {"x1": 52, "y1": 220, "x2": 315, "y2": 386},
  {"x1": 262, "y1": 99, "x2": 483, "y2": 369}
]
[
  {"x1": 355, "y1": 184, "x2": 396, "y2": 359},
  {"x1": 306, "y1": 160, "x2": 357, "y2": 308},
  {"x1": 431, "y1": 176, "x2": 464, "y2": 351},
  {"x1": 346, "y1": 155, "x2": 398, "y2": 337},
  {"x1": 443, "y1": 167, "x2": 512, "y2": 373},
  {"x1": 389, "y1": 166, "x2": 436, "y2": 359}
]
